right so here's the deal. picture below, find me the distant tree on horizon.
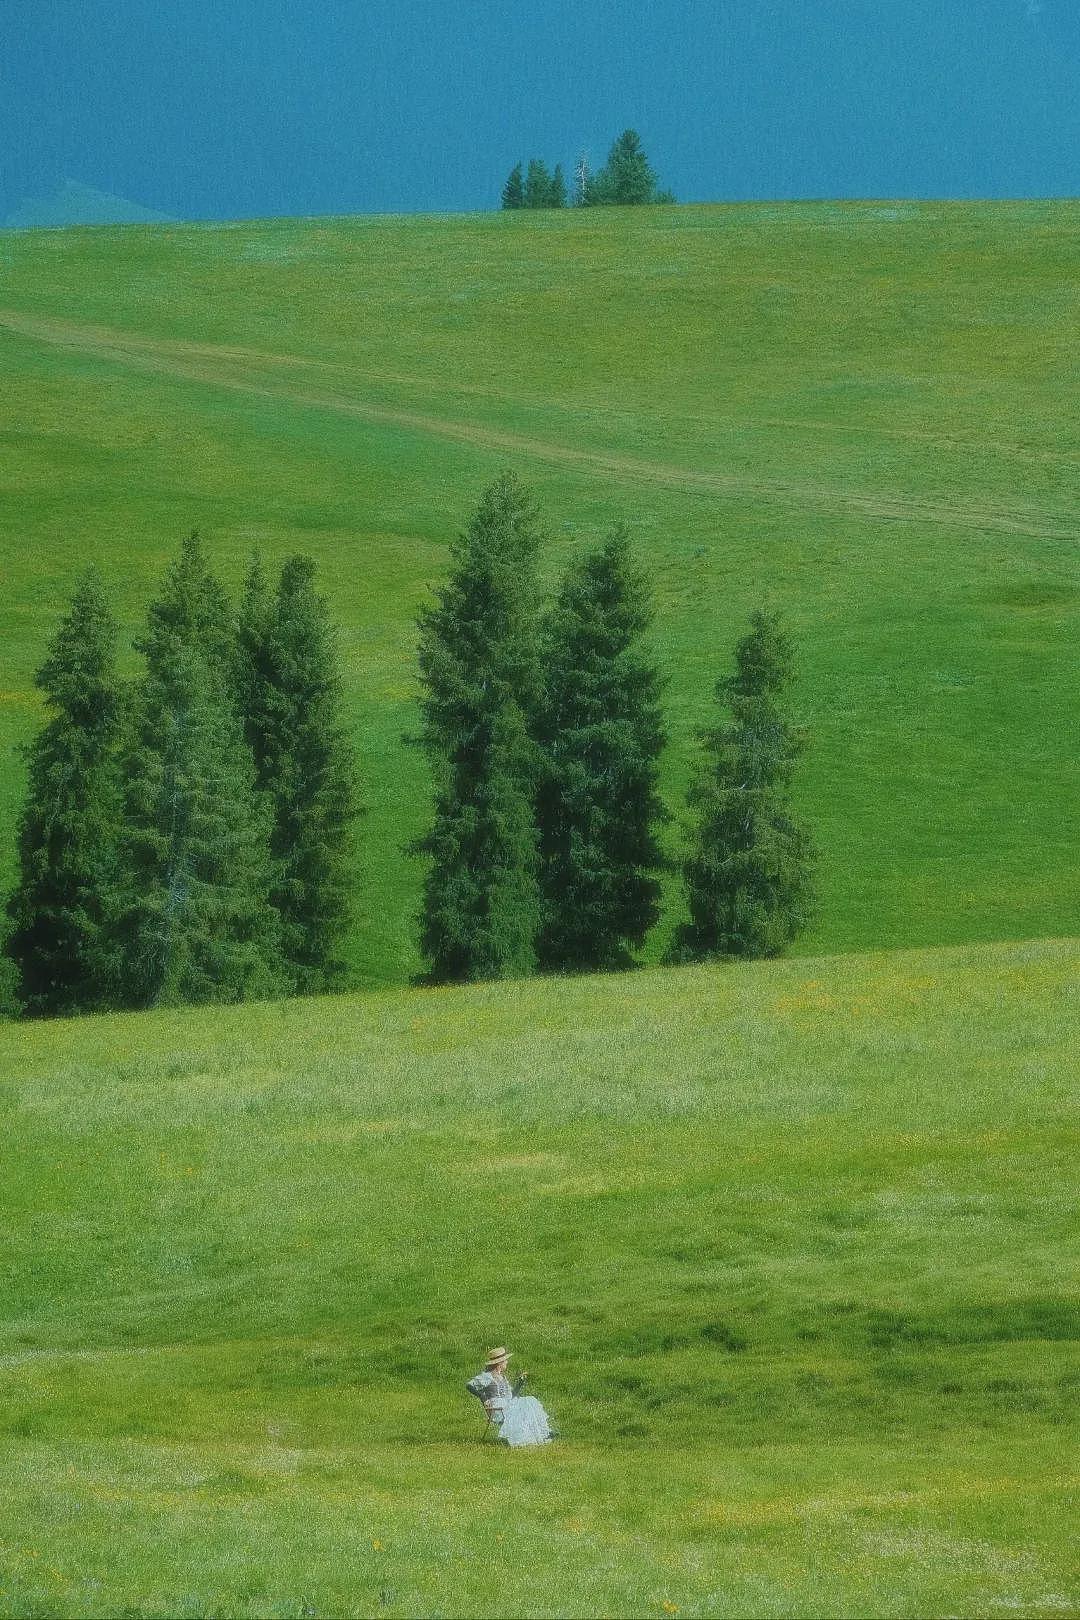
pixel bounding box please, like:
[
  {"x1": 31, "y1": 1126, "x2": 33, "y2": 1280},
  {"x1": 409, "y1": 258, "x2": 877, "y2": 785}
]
[
  {"x1": 534, "y1": 527, "x2": 667, "y2": 973},
  {"x1": 674, "y1": 609, "x2": 815, "y2": 961},
  {"x1": 4, "y1": 567, "x2": 123, "y2": 1016},
  {"x1": 502, "y1": 158, "x2": 567, "y2": 210},
  {"x1": 582, "y1": 129, "x2": 672, "y2": 206},
  {"x1": 524, "y1": 158, "x2": 553, "y2": 208},
  {"x1": 413, "y1": 474, "x2": 543, "y2": 984},
  {"x1": 235, "y1": 553, "x2": 361, "y2": 994},
  {"x1": 501, "y1": 163, "x2": 525, "y2": 209}
]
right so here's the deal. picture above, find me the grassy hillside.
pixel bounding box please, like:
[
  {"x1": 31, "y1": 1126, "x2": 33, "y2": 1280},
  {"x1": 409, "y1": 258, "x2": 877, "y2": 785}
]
[
  {"x1": 1, "y1": 201, "x2": 1078, "y2": 985},
  {"x1": 2, "y1": 938, "x2": 1078, "y2": 1616}
]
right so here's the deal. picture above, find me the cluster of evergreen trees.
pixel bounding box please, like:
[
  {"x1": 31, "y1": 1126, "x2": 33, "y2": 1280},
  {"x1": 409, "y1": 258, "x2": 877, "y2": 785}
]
[
  {"x1": 501, "y1": 159, "x2": 568, "y2": 211},
  {"x1": 580, "y1": 129, "x2": 675, "y2": 207},
  {"x1": 414, "y1": 473, "x2": 814, "y2": 985},
  {"x1": 502, "y1": 130, "x2": 673, "y2": 211},
  {"x1": 3, "y1": 479, "x2": 814, "y2": 1018},
  {"x1": 4, "y1": 537, "x2": 359, "y2": 1017}
]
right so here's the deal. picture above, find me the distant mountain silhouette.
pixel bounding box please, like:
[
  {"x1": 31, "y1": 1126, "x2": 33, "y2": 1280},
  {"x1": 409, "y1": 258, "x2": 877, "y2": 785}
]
[{"x1": 3, "y1": 180, "x2": 177, "y2": 229}]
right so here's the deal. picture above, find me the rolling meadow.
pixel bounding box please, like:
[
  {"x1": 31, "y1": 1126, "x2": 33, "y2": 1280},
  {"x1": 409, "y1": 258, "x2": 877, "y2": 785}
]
[
  {"x1": 1, "y1": 200, "x2": 1078, "y2": 983},
  {"x1": 1, "y1": 202, "x2": 1078, "y2": 1616},
  {"x1": 2, "y1": 941, "x2": 1078, "y2": 1616}
]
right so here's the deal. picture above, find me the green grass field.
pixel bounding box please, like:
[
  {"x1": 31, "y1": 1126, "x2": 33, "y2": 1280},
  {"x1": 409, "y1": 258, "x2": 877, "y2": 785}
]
[
  {"x1": 2, "y1": 204, "x2": 1078, "y2": 1616},
  {"x1": 1, "y1": 201, "x2": 1078, "y2": 984},
  {"x1": 2, "y1": 938, "x2": 1077, "y2": 1617}
]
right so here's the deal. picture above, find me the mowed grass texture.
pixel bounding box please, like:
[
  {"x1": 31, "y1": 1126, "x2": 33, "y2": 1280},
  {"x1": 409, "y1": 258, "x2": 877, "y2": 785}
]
[
  {"x1": 2, "y1": 938, "x2": 1078, "y2": 1617},
  {"x1": 1, "y1": 201, "x2": 1079, "y2": 985}
]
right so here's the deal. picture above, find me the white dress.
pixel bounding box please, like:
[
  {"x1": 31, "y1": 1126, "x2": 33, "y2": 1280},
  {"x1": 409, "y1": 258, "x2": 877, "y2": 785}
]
[{"x1": 466, "y1": 1370, "x2": 554, "y2": 1446}]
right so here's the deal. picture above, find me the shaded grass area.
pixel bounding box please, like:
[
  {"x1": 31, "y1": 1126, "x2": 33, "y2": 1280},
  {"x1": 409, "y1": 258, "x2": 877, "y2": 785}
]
[
  {"x1": 1, "y1": 939, "x2": 1077, "y2": 1614},
  {"x1": 1, "y1": 200, "x2": 1079, "y2": 985}
]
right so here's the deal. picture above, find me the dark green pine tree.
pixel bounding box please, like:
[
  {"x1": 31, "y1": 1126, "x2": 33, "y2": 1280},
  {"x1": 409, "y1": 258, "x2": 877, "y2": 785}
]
[
  {"x1": 501, "y1": 163, "x2": 525, "y2": 209},
  {"x1": 113, "y1": 536, "x2": 281, "y2": 1008},
  {"x1": 676, "y1": 609, "x2": 815, "y2": 961},
  {"x1": 586, "y1": 129, "x2": 665, "y2": 205},
  {"x1": 414, "y1": 472, "x2": 543, "y2": 984},
  {"x1": 524, "y1": 158, "x2": 554, "y2": 208},
  {"x1": 5, "y1": 567, "x2": 123, "y2": 1016},
  {"x1": 146, "y1": 530, "x2": 235, "y2": 680},
  {"x1": 548, "y1": 163, "x2": 568, "y2": 208},
  {"x1": 235, "y1": 554, "x2": 361, "y2": 994},
  {"x1": 607, "y1": 129, "x2": 659, "y2": 203},
  {"x1": 534, "y1": 527, "x2": 668, "y2": 973}
]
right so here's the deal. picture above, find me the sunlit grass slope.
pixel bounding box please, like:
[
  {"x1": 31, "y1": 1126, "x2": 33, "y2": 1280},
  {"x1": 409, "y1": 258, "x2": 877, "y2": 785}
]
[
  {"x1": 2, "y1": 938, "x2": 1078, "y2": 1617},
  {"x1": 1, "y1": 201, "x2": 1078, "y2": 985}
]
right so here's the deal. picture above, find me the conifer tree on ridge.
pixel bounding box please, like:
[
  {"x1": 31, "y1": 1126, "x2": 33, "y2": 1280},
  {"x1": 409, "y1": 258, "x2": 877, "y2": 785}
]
[
  {"x1": 535, "y1": 527, "x2": 667, "y2": 972},
  {"x1": 413, "y1": 473, "x2": 543, "y2": 983},
  {"x1": 5, "y1": 567, "x2": 123, "y2": 1015},
  {"x1": 524, "y1": 158, "x2": 554, "y2": 209},
  {"x1": 501, "y1": 163, "x2": 525, "y2": 209},
  {"x1": 502, "y1": 157, "x2": 567, "y2": 209},
  {"x1": 582, "y1": 129, "x2": 670, "y2": 205}
]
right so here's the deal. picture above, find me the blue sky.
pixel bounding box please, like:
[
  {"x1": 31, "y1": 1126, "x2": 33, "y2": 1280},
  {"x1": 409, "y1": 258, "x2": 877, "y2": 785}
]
[{"x1": 2, "y1": 0, "x2": 1077, "y2": 220}]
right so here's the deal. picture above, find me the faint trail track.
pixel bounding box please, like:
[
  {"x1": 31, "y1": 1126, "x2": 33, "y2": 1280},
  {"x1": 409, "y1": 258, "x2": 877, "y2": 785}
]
[{"x1": 3, "y1": 308, "x2": 1077, "y2": 542}]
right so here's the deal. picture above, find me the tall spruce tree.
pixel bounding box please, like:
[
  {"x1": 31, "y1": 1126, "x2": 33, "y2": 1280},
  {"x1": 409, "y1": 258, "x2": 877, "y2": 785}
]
[
  {"x1": 535, "y1": 528, "x2": 667, "y2": 973},
  {"x1": 549, "y1": 163, "x2": 568, "y2": 208},
  {"x1": 501, "y1": 163, "x2": 525, "y2": 209},
  {"x1": 5, "y1": 567, "x2": 123, "y2": 1016},
  {"x1": 524, "y1": 158, "x2": 554, "y2": 208},
  {"x1": 676, "y1": 609, "x2": 815, "y2": 961},
  {"x1": 413, "y1": 473, "x2": 542, "y2": 983},
  {"x1": 113, "y1": 535, "x2": 281, "y2": 1008},
  {"x1": 235, "y1": 554, "x2": 360, "y2": 994},
  {"x1": 605, "y1": 129, "x2": 659, "y2": 203},
  {"x1": 584, "y1": 129, "x2": 667, "y2": 205}
]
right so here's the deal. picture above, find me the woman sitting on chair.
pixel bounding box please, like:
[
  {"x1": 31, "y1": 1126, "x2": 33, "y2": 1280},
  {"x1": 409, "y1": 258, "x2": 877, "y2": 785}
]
[{"x1": 466, "y1": 1346, "x2": 554, "y2": 1447}]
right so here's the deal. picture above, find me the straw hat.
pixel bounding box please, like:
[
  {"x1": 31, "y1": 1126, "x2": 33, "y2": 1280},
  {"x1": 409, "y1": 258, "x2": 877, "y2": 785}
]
[{"x1": 485, "y1": 1346, "x2": 511, "y2": 1366}]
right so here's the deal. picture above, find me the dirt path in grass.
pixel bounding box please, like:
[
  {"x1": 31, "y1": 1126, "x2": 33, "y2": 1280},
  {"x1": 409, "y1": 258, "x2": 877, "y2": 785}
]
[{"x1": 2, "y1": 307, "x2": 1077, "y2": 543}]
